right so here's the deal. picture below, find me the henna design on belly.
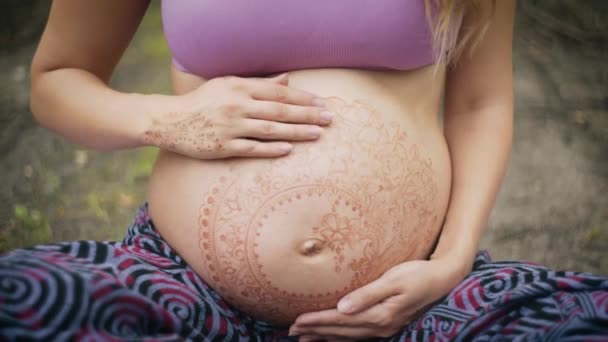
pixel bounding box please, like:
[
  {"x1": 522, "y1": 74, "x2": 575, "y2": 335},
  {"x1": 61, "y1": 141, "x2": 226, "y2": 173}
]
[{"x1": 198, "y1": 97, "x2": 441, "y2": 323}]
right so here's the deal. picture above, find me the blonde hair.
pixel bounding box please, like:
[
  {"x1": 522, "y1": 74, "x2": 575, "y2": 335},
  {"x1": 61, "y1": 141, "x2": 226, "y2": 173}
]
[{"x1": 424, "y1": 0, "x2": 495, "y2": 66}]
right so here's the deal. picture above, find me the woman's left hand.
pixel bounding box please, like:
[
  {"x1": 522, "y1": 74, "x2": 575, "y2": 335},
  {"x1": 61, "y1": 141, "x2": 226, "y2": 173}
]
[{"x1": 288, "y1": 257, "x2": 469, "y2": 341}]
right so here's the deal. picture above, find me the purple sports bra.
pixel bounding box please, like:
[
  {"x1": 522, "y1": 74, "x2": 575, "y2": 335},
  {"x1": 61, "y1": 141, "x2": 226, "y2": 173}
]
[{"x1": 161, "y1": 1, "x2": 449, "y2": 79}]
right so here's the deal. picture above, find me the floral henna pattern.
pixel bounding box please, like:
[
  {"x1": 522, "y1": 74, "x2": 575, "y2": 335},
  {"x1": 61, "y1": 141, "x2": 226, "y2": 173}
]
[
  {"x1": 143, "y1": 109, "x2": 224, "y2": 155},
  {"x1": 313, "y1": 213, "x2": 356, "y2": 273},
  {"x1": 198, "y1": 97, "x2": 441, "y2": 324}
]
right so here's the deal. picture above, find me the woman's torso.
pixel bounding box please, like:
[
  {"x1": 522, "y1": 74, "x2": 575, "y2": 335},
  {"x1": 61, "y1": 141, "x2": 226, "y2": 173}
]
[{"x1": 149, "y1": 1, "x2": 453, "y2": 325}]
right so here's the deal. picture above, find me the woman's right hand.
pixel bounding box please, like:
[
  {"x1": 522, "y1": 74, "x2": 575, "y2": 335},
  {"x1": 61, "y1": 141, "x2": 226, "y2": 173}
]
[{"x1": 143, "y1": 73, "x2": 333, "y2": 159}]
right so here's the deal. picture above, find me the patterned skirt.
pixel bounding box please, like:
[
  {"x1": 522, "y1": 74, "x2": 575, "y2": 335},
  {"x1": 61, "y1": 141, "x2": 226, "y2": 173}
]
[{"x1": 1, "y1": 204, "x2": 607, "y2": 341}]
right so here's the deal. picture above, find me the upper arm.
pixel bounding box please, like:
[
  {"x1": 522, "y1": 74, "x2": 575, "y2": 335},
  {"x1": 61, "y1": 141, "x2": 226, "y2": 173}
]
[
  {"x1": 444, "y1": 0, "x2": 516, "y2": 113},
  {"x1": 31, "y1": 0, "x2": 150, "y2": 83}
]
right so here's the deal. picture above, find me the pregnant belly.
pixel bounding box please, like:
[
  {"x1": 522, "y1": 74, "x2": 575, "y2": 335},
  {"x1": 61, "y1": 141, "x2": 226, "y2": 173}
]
[{"x1": 147, "y1": 70, "x2": 451, "y2": 325}]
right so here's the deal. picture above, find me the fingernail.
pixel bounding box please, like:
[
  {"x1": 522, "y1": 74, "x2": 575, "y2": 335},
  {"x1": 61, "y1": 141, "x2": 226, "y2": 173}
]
[
  {"x1": 320, "y1": 111, "x2": 334, "y2": 124},
  {"x1": 308, "y1": 127, "x2": 322, "y2": 138},
  {"x1": 337, "y1": 298, "x2": 353, "y2": 313},
  {"x1": 312, "y1": 98, "x2": 326, "y2": 108},
  {"x1": 280, "y1": 144, "x2": 293, "y2": 153}
]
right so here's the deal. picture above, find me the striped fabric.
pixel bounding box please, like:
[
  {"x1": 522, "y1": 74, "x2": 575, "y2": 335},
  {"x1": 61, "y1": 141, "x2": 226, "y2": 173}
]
[{"x1": 0, "y1": 204, "x2": 607, "y2": 341}]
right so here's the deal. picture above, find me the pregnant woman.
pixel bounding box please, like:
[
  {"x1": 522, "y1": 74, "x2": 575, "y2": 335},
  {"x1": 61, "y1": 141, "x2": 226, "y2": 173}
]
[{"x1": 2, "y1": 0, "x2": 607, "y2": 341}]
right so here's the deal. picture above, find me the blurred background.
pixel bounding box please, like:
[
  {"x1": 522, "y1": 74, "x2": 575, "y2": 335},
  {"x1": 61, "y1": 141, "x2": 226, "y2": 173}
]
[{"x1": 0, "y1": 1, "x2": 606, "y2": 274}]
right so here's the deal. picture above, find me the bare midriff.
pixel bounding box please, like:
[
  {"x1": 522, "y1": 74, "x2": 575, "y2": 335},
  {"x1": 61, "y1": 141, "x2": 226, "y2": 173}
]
[{"x1": 147, "y1": 66, "x2": 452, "y2": 326}]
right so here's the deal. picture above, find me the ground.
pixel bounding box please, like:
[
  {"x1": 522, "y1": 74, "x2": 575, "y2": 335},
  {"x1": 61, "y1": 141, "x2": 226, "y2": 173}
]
[{"x1": 0, "y1": 2, "x2": 606, "y2": 274}]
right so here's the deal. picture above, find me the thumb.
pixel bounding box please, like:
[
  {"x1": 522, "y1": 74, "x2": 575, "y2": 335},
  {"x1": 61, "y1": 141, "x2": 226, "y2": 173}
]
[
  {"x1": 337, "y1": 275, "x2": 400, "y2": 314},
  {"x1": 269, "y1": 72, "x2": 289, "y2": 85}
]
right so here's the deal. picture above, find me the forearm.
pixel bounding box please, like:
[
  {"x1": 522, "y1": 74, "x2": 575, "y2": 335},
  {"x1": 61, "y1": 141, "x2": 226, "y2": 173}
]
[
  {"x1": 30, "y1": 67, "x2": 177, "y2": 151},
  {"x1": 431, "y1": 102, "x2": 513, "y2": 275}
]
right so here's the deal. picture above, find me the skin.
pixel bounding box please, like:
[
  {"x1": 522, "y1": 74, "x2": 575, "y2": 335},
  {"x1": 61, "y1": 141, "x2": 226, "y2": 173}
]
[
  {"x1": 290, "y1": 1, "x2": 516, "y2": 340},
  {"x1": 195, "y1": 97, "x2": 443, "y2": 325},
  {"x1": 145, "y1": 65, "x2": 453, "y2": 328},
  {"x1": 30, "y1": 0, "x2": 515, "y2": 340},
  {"x1": 31, "y1": 1, "x2": 330, "y2": 158}
]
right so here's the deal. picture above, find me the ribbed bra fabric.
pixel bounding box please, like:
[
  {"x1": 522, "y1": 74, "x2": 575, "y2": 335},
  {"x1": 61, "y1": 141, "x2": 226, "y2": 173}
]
[{"x1": 161, "y1": 0, "x2": 449, "y2": 78}]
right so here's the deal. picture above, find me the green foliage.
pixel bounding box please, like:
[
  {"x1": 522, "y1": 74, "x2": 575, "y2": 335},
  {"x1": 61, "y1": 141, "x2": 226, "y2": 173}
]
[
  {"x1": 140, "y1": 2, "x2": 169, "y2": 58},
  {"x1": 126, "y1": 147, "x2": 159, "y2": 183},
  {"x1": 0, "y1": 204, "x2": 53, "y2": 251},
  {"x1": 143, "y1": 35, "x2": 170, "y2": 58},
  {"x1": 585, "y1": 225, "x2": 607, "y2": 242},
  {"x1": 86, "y1": 192, "x2": 110, "y2": 223}
]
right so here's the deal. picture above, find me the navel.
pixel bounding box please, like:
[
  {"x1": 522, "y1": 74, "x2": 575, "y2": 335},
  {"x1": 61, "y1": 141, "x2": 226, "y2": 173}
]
[{"x1": 298, "y1": 238, "x2": 325, "y2": 256}]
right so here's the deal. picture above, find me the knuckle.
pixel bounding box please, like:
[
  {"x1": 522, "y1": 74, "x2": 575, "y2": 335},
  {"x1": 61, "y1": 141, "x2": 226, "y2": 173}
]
[
  {"x1": 274, "y1": 105, "x2": 288, "y2": 120},
  {"x1": 274, "y1": 87, "x2": 288, "y2": 102},
  {"x1": 219, "y1": 102, "x2": 241, "y2": 115},
  {"x1": 333, "y1": 316, "x2": 347, "y2": 325},
  {"x1": 373, "y1": 312, "x2": 393, "y2": 328},
  {"x1": 213, "y1": 118, "x2": 233, "y2": 133},
  {"x1": 244, "y1": 144, "x2": 257, "y2": 154},
  {"x1": 237, "y1": 142, "x2": 257, "y2": 154},
  {"x1": 260, "y1": 122, "x2": 276, "y2": 137}
]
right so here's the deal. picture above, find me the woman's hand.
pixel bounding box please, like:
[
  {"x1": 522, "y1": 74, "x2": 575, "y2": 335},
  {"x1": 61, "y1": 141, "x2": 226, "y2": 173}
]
[
  {"x1": 142, "y1": 73, "x2": 333, "y2": 159},
  {"x1": 288, "y1": 258, "x2": 469, "y2": 341}
]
